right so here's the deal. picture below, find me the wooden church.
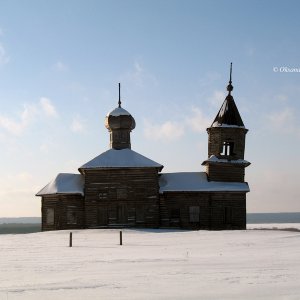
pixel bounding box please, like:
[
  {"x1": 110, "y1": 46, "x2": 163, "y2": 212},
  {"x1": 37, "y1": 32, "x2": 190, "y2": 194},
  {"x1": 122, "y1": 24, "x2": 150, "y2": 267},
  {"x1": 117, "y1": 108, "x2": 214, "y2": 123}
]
[{"x1": 36, "y1": 64, "x2": 250, "y2": 231}]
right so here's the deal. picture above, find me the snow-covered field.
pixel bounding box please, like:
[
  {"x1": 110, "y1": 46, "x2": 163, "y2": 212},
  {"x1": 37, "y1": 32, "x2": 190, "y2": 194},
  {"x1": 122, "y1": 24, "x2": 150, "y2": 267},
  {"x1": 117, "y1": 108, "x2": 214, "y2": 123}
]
[{"x1": 1, "y1": 226, "x2": 300, "y2": 300}]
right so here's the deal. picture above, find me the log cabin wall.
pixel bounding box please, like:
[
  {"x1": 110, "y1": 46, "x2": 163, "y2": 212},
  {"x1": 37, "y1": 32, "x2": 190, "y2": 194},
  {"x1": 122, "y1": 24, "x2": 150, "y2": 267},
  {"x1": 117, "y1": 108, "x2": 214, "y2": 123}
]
[
  {"x1": 41, "y1": 195, "x2": 85, "y2": 231},
  {"x1": 205, "y1": 164, "x2": 245, "y2": 182},
  {"x1": 160, "y1": 192, "x2": 246, "y2": 230},
  {"x1": 84, "y1": 168, "x2": 160, "y2": 228},
  {"x1": 207, "y1": 127, "x2": 247, "y2": 159}
]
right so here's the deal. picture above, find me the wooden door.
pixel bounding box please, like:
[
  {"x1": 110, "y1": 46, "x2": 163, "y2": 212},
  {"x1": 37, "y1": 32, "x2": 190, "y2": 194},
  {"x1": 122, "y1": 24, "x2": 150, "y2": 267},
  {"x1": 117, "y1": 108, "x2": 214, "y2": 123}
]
[
  {"x1": 118, "y1": 203, "x2": 128, "y2": 224},
  {"x1": 98, "y1": 206, "x2": 108, "y2": 226}
]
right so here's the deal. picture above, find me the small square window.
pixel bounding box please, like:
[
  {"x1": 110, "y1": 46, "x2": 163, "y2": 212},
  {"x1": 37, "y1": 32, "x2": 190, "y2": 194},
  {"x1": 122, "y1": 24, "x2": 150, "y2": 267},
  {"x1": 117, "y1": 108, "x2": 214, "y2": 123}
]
[{"x1": 117, "y1": 188, "x2": 127, "y2": 199}]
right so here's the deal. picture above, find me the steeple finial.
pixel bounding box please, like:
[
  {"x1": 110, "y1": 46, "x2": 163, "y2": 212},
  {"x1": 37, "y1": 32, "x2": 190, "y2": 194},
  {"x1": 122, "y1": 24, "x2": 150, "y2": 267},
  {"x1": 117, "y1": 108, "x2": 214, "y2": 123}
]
[
  {"x1": 118, "y1": 83, "x2": 121, "y2": 108},
  {"x1": 227, "y1": 62, "x2": 233, "y2": 94}
]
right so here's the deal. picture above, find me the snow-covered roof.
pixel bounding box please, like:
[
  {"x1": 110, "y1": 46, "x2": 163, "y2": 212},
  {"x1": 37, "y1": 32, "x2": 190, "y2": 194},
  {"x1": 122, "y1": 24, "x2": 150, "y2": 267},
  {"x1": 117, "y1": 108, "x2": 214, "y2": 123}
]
[
  {"x1": 106, "y1": 107, "x2": 131, "y2": 117},
  {"x1": 159, "y1": 172, "x2": 250, "y2": 193},
  {"x1": 79, "y1": 148, "x2": 163, "y2": 171},
  {"x1": 211, "y1": 122, "x2": 245, "y2": 128},
  {"x1": 36, "y1": 173, "x2": 84, "y2": 196},
  {"x1": 202, "y1": 155, "x2": 251, "y2": 166}
]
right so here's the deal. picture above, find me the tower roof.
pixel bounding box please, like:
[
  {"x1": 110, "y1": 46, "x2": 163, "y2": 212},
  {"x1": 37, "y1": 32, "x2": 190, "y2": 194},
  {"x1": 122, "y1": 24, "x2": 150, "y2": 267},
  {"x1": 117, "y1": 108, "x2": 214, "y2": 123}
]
[{"x1": 211, "y1": 63, "x2": 245, "y2": 128}]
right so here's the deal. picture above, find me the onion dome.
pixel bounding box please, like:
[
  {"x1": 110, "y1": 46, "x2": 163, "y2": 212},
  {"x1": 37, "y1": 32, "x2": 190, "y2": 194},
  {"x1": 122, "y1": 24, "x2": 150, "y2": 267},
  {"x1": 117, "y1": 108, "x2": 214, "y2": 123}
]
[
  {"x1": 105, "y1": 106, "x2": 136, "y2": 131},
  {"x1": 104, "y1": 83, "x2": 135, "y2": 149}
]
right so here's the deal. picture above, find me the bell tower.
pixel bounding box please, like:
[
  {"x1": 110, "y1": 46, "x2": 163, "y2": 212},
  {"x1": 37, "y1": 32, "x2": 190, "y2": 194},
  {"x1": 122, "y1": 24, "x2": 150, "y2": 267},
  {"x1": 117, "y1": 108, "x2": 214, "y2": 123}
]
[
  {"x1": 105, "y1": 83, "x2": 136, "y2": 150},
  {"x1": 202, "y1": 64, "x2": 250, "y2": 182}
]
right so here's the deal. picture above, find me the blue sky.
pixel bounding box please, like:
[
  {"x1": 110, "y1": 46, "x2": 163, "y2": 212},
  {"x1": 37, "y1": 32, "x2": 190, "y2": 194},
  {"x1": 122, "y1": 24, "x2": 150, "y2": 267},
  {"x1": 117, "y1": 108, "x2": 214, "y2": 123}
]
[{"x1": 1, "y1": 0, "x2": 300, "y2": 216}]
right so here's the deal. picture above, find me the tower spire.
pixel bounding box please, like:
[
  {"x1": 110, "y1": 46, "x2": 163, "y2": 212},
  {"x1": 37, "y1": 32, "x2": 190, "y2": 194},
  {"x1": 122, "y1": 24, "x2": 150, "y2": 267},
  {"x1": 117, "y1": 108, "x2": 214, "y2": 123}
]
[
  {"x1": 227, "y1": 62, "x2": 233, "y2": 95},
  {"x1": 118, "y1": 82, "x2": 121, "y2": 108}
]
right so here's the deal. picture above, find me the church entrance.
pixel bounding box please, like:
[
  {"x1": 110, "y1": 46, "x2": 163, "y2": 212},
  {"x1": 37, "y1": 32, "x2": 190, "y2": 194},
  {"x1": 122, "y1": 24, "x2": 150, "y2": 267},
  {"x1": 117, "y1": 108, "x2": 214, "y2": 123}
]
[
  {"x1": 97, "y1": 206, "x2": 108, "y2": 226},
  {"x1": 118, "y1": 203, "x2": 128, "y2": 224}
]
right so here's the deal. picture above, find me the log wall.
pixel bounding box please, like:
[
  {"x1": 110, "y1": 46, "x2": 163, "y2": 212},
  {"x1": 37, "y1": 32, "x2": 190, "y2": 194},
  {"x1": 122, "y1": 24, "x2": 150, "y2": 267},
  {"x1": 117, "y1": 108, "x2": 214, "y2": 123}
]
[
  {"x1": 206, "y1": 164, "x2": 245, "y2": 182},
  {"x1": 207, "y1": 127, "x2": 248, "y2": 159},
  {"x1": 84, "y1": 168, "x2": 160, "y2": 228},
  {"x1": 160, "y1": 192, "x2": 246, "y2": 230},
  {"x1": 41, "y1": 195, "x2": 85, "y2": 231}
]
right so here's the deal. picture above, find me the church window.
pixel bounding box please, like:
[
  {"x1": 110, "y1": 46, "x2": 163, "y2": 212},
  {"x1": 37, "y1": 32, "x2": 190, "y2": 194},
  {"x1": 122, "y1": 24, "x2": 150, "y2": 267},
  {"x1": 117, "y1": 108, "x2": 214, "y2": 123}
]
[
  {"x1": 99, "y1": 190, "x2": 108, "y2": 200},
  {"x1": 67, "y1": 206, "x2": 77, "y2": 224},
  {"x1": 117, "y1": 188, "x2": 127, "y2": 199},
  {"x1": 136, "y1": 206, "x2": 145, "y2": 223},
  {"x1": 221, "y1": 141, "x2": 234, "y2": 156},
  {"x1": 189, "y1": 206, "x2": 200, "y2": 223},
  {"x1": 171, "y1": 208, "x2": 180, "y2": 219},
  {"x1": 223, "y1": 207, "x2": 232, "y2": 225},
  {"x1": 46, "y1": 208, "x2": 54, "y2": 225}
]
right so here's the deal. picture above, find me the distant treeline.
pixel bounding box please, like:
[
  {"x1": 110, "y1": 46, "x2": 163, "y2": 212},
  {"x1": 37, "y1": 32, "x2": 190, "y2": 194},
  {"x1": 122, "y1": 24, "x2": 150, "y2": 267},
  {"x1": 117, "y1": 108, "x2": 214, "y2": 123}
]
[
  {"x1": 0, "y1": 223, "x2": 41, "y2": 234},
  {"x1": 247, "y1": 212, "x2": 300, "y2": 224},
  {"x1": 0, "y1": 217, "x2": 41, "y2": 224}
]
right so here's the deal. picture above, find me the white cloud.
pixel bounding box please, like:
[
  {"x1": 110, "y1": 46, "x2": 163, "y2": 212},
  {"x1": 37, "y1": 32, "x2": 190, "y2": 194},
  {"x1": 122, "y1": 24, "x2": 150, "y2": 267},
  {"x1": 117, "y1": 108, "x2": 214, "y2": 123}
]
[
  {"x1": 246, "y1": 46, "x2": 255, "y2": 57},
  {"x1": 144, "y1": 120, "x2": 185, "y2": 141},
  {"x1": 0, "y1": 104, "x2": 37, "y2": 135},
  {"x1": 208, "y1": 90, "x2": 225, "y2": 108},
  {"x1": 143, "y1": 106, "x2": 213, "y2": 142},
  {"x1": 268, "y1": 107, "x2": 294, "y2": 128},
  {"x1": 0, "y1": 98, "x2": 58, "y2": 135},
  {"x1": 70, "y1": 115, "x2": 86, "y2": 133},
  {"x1": 53, "y1": 61, "x2": 68, "y2": 72},
  {"x1": 121, "y1": 61, "x2": 158, "y2": 88},
  {"x1": 0, "y1": 43, "x2": 9, "y2": 65},
  {"x1": 39, "y1": 97, "x2": 58, "y2": 117},
  {"x1": 266, "y1": 106, "x2": 300, "y2": 137},
  {"x1": 186, "y1": 107, "x2": 211, "y2": 133},
  {"x1": 197, "y1": 72, "x2": 221, "y2": 89}
]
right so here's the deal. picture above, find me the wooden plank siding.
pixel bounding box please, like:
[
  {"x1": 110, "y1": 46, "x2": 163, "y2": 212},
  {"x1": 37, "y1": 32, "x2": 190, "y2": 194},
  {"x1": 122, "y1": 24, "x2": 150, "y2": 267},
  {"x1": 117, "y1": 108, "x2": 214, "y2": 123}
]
[
  {"x1": 207, "y1": 127, "x2": 247, "y2": 159},
  {"x1": 160, "y1": 192, "x2": 246, "y2": 230},
  {"x1": 41, "y1": 195, "x2": 85, "y2": 231},
  {"x1": 206, "y1": 164, "x2": 245, "y2": 182},
  {"x1": 84, "y1": 168, "x2": 160, "y2": 228}
]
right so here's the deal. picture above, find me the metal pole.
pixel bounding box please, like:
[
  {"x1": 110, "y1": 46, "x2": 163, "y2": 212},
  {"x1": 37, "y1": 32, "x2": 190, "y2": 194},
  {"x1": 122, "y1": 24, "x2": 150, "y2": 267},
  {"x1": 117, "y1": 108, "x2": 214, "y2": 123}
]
[
  {"x1": 120, "y1": 230, "x2": 122, "y2": 245},
  {"x1": 69, "y1": 232, "x2": 72, "y2": 247}
]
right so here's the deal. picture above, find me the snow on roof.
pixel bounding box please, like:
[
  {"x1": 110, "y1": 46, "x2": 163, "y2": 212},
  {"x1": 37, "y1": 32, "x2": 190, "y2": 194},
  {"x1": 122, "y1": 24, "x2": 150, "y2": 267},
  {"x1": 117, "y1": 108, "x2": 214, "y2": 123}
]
[
  {"x1": 211, "y1": 94, "x2": 245, "y2": 128},
  {"x1": 36, "y1": 173, "x2": 84, "y2": 196},
  {"x1": 106, "y1": 107, "x2": 131, "y2": 117},
  {"x1": 159, "y1": 172, "x2": 250, "y2": 193},
  {"x1": 202, "y1": 155, "x2": 251, "y2": 166},
  {"x1": 79, "y1": 148, "x2": 164, "y2": 170},
  {"x1": 211, "y1": 122, "x2": 245, "y2": 129}
]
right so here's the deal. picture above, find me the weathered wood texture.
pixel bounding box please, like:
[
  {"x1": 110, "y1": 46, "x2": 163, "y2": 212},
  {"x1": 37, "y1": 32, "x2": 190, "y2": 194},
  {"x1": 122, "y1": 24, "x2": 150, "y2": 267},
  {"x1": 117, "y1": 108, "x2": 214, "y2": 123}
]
[
  {"x1": 41, "y1": 195, "x2": 85, "y2": 231},
  {"x1": 160, "y1": 192, "x2": 246, "y2": 230},
  {"x1": 207, "y1": 127, "x2": 247, "y2": 159},
  {"x1": 206, "y1": 164, "x2": 245, "y2": 182},
  {"x1": 84, "y1": 168, "x2": 160, "y2": 228},
  {"x1": 206, "y1": 127, "x2": 248, "y2": 182}
]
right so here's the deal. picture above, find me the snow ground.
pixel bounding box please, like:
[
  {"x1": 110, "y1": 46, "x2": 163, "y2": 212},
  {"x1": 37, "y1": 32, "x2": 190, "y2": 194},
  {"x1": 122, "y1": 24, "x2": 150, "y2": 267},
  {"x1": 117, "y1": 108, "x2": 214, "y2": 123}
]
[{"x1": 0, "y1": 226, "x2": 300, "y2": 300}]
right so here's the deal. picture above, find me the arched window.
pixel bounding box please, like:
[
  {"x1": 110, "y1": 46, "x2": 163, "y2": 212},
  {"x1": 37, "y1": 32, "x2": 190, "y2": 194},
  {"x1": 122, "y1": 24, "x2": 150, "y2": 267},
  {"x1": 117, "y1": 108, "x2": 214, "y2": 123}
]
[{"x1": 221, "y1": 141, "x2": 234, "y2": 156}]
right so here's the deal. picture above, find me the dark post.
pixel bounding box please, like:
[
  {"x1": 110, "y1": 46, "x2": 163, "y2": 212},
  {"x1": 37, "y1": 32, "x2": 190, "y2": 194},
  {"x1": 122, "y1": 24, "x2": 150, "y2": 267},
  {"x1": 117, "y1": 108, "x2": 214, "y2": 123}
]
[
  {"x1": 120, "y1": 230, "x2": 122, "y2": 245},
  {"x1": 69, "y1": 232, "x2": 72, "y2": 247}
]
